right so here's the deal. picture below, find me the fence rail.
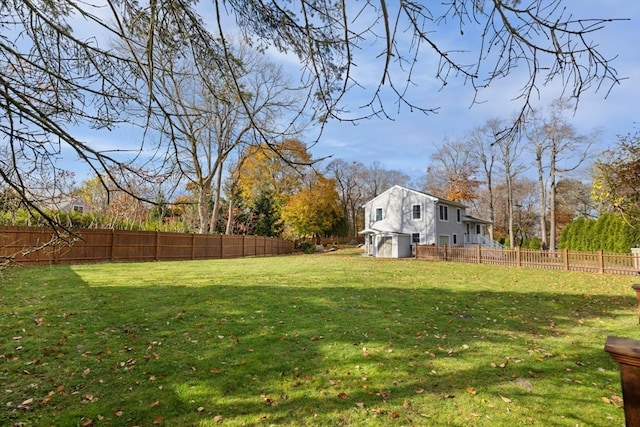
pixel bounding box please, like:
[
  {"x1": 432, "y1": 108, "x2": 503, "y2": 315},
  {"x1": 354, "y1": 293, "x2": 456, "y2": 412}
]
[
  {"x1": 415, "y1": 245, "x2": 640, "y2": 276},
  {"x1": 0, "y1": 226, "x2": 294, "y2": 266}
]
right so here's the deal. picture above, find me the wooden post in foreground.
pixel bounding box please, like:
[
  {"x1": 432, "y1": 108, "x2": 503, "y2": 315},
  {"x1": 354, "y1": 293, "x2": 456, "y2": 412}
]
[
  {"x1": 631, "y1": 285, "x2": 640, "y2": 324},
  {"x1": 605, "y1": 336, "x2": 640, "y2": 427}
]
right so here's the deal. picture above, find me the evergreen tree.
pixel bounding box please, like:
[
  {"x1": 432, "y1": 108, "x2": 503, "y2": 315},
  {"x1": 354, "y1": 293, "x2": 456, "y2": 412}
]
[{"x1": 253, "y1": 189, "x2": 283, "y2": 237}]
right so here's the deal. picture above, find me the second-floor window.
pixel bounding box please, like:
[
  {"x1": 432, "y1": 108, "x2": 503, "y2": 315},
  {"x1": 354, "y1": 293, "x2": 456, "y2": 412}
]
[
  {"x1": 412, "y1": 204, "x2": 421, "y2": 219},
  {"x1": 375, "y1": 207, "x2": 383, "y2": 221},
  {"x1": 439, "y1": 205, "x2": 448, "y2": 221},
  {"x1": 456, "y1": 208, "x2": 461, "y2": 223}
]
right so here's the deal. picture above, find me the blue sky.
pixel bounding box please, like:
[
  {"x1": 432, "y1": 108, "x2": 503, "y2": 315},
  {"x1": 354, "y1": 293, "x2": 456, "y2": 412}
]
[
  {"x1": 66, "y1": 1, "x2": 639, "y2": 185},
  {"x1": 312, "y1": 0, "x2": 640, "y2": 180}
]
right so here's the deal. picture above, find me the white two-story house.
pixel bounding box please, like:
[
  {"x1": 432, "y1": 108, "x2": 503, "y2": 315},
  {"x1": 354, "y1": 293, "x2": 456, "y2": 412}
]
[{"x1": 359, "y1": 185, "x2": 493, "y2": 258}]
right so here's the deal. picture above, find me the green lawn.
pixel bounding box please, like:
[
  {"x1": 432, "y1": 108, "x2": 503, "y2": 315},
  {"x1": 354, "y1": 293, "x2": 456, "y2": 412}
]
[{"x1": 1, "y1": 249, "x2": 637, "y2": 426}]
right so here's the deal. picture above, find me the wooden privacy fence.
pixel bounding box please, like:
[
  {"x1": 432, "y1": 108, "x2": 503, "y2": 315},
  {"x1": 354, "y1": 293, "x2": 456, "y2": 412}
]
[
  {"x1": 416, "y1": 245, "x2": 640, "y2": 276},
  {"x1": 0, "y1": 226, "x2": 294, "y2": 266}
]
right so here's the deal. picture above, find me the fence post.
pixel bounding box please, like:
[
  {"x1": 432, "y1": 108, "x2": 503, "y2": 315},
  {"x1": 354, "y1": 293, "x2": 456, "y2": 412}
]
[
  {"x1": 110, "y1": 229, "x2": 115, "y2": 262},
  {"x1": 563, "y1": 248, "x2": 569, "y2": 271},
  {"x1": 476, "y1": 245, "x2": 481, "y2": 264},
  {"x1": 516, "y1": 246, "x2": 521, "y2": 267},
  {"x1": 192, "y1": 233, "x2": 196, "y2": 260},
  {"x1": 598, "y1": 250, "x2": 604, "y2": 274},
  {"x1": 220, "y1": 235, "x2": 224, "y2": 259},
  {"x1": 155, "y1": 230, "x2": 160, "y2": 261}
]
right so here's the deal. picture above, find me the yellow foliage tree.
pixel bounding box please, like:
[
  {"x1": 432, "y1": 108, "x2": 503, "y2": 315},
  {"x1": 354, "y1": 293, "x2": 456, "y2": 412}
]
[
  {"x1": 281, "y1": 175, "x2": 343, "y2": 239},
  {"x1": 235, "y1": 139, "x2": 312, "y2": 205}
]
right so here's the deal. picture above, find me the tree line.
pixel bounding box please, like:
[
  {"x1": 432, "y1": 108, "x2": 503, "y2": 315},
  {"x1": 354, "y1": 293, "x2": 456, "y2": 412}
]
[
  {"x1": 0, "y1": 141, "x2": 411, "y2": 242},
  {"x1": 421, "y1": 112, "x2": 639, "y2": 252},
  {"x1": 1, "y1": 124, "x2": 637, "y2": 251}
]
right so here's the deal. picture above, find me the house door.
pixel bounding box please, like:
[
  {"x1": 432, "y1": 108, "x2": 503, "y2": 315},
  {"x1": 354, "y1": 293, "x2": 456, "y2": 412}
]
[{"x1": 377, "y1": 236, "x2": 392, "y2": 257}]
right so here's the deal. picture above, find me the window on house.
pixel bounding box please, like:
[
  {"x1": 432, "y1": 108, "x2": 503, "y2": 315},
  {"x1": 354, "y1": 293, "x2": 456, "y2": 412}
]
[
  {"x1": 439, "y1": 205, "x2": 448, "y2": 221},
  {"x1": 452, "y1": 234, "x2": 458, "y2": 245},
  {"x1": 375, "y1": 208, "x2": 383, "y2": 221},
  {"x1": 73, "y1": 205, "x2": 84, "y2": 213},
  {"x1": 412, "y1": 233, "x2": 420, "y2": 243},
  {"x1": 412, "y1": 204, "x2": 421, "y2": 219},
  {"x1": 456, "y1": 208, "x2": 461, "y2": 222}
]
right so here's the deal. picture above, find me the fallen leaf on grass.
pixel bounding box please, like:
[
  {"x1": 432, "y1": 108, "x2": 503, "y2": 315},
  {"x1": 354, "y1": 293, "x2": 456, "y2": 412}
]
[
  {"x1": 355, "y1": 402, "x2": 365, "y2": 408},
  {"x1": 18, "y1": 398, "x2": 33, "y2": 409},
  {"x1": 150, "y1": 400, "x2": 160, "y2": 407},
  {"x1": 466, "y1": 387, "x2": 477, "y2": 395},
  {"x1": 152, "y1": 416, "x2": 164, "y2": 424},
  {"x1": 376, "y1": 391, "x2": 390, "y2": 401},
  {"x1": 500, "y1": 396, "x2": 512, "y2": 403},
  {"x1": 603, "y1": 395, "x2": 623, "y2": 408},
  {"x1": 214, "y1": 415, "x2": 223, "y2": 422},
  {"x1": 80, "y1": 418, "x2": 93, "y2": 426},
  {"x1": 337, "y1": 392, "x2": 348, "y2": 399},
  {"x1": 82, "y1": 368, "x2": 91, "y2": 378},
  {"x1": 261, "y1": 394, "x2": 278, "y2": 406},
  {"x1": 210, "y1": 367, "x2": 222, "y2": 373},
  {"x1": 390, "y1": 412, "x2": 400, "y2": 419}
]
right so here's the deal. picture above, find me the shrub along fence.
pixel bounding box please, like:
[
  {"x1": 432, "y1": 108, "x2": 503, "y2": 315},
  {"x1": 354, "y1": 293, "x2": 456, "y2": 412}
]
[
  {"x1": 416, "y1": 244, "x2": 640, "y2": 276},
  {"x1": 0, "y1": 226, "x2": 294, "y2": 266}
]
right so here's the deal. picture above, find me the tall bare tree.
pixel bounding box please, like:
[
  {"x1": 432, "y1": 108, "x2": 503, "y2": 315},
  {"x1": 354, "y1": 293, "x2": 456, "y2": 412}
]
[
  {"x1": 524, "y1": 99, "x2": 595, "y2": 249},
  {"x1": 136, "y1": 36, "x2": 305, "y2": 233},
  {"x1": 425, "y1": 138, "x2": 480, "y2": 204},
  {"x1": 494, "y1": 124, "x2": 527, "y2": 248},
  {"x1": 366, "y1": 162, "x2": 410, "y2": 198},
  {"x1": 467, "y1": 120, "x2": 501, "y2": 241},
  {"x1": 325, "y1": 159, "x2": 369, "y2": 238}
]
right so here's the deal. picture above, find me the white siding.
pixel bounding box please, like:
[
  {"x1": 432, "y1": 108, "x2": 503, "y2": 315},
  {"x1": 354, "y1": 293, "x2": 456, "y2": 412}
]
[{"x1": 361, "y1": 185, "x2": 476, "y2": 257}]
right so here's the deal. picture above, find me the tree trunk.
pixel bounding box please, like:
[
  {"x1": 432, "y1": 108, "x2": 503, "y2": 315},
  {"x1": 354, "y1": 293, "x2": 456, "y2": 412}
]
[
  {"x1": 507, "y1": 174, "x2": 515, "y2": 248},
  {"x1": 225, "y1": 196, "x2": 234, "y2": 235},
  {"x1": 197, "y1": 186, "x2": 209, "y2": 234},
  {"x1": 209, "y1": 164, "x2": 224, "y2": 234},
  {"x1": 535, "y1": 145, "x2": 548, "y2": 249},
  {"x1": 549, "y1": 145, "x2": 558, "y2": 250},
  {"x1": 486, "y1": 171, "x2": 495, "y2": 242}
]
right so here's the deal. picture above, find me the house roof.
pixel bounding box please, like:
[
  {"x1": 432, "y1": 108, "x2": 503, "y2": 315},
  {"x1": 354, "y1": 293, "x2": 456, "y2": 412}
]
[
  {"x1": 359, "y1": 217, "x2": 411, "y2": 235},
  {"x1": 359, "y1": 227, "x2": 411, "y2": 236},
  {"x1": 362, "y1": 185, "x2": 469, "y2": 209},
  {"x1": 463, "y1": 214, "x2": 492, "y2": 224}
]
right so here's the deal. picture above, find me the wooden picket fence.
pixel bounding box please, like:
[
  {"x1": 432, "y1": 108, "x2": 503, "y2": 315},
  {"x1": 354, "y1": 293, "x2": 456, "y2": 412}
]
[
  {"x1": 0, "y1": 226, "x2": 294, "y2": 266},
  {"x1": 416, "y1": 245, "x2": 640, "y2": 276}
]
